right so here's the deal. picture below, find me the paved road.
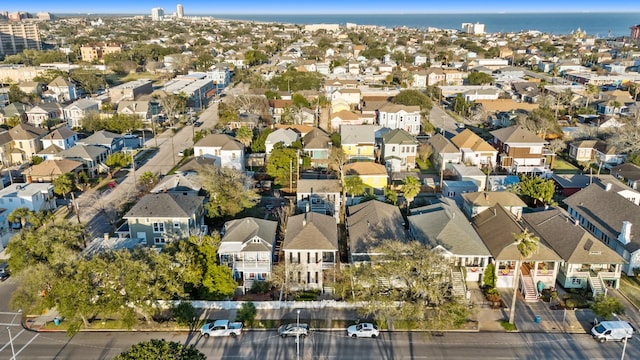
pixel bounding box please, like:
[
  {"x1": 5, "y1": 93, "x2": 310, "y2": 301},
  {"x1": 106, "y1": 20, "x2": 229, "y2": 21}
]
[
  {"x1": 428, "y1": 105, "x2": 463, "y2": 139},
  {"x1": 1, "y1": 330, "x2": 638, "y2": 360},
  {"x1": 75, "y1": 96, "x2": 221, "y2": 239}
]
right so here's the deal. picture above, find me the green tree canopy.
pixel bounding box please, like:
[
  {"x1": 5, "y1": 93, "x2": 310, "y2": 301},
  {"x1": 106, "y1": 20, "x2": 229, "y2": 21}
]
[
  {"x1": 401, "y1": 175, "x2": 422, "y2": 209},
  {"x1": 513, "y1": 175, "x2": 556, "y2": 207},
  {"x1": 114, "y1": 339, "x2": 206, "y2": 360},
  {"x1": 467, "y1": 72, "x2": 495, "y2": 85},
  {"x1": 137, "y1": 171, "x2": 159, "y2": 193},
  {"x1": 350, "y1": 241, "x2": 470, "y2": 330},
  {"x1": 392, "y1": 90, "x2": 433, "y2": 111},
  {"x1": 251, "y1": 128, "x2": 272, "y2": 153},
  {"x1": 268, "y1": 68, "x2": 324, "y2": 92},
  {"x1": 199, "y1": 166, "x2": 260, "y2": 218},
  {"x1": 266, "y1": 144, "x2": 298, "y2": 186}
]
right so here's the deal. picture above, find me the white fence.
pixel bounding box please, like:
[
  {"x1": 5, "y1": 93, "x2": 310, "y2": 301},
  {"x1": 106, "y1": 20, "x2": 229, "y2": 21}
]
[{"x1": 160, "y1": 300, "x2": 365, "y2": 311}]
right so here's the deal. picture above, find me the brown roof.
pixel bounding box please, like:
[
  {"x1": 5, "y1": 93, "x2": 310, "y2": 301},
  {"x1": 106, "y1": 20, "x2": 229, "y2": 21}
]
[
  {"x1": 476, "y1": 99, "x2": 539, "y2": 113},
  {"x1": 344, "y1": 162, "x2": 387, "y2": 176},
  {"x1": 331, "y1": 110, "x2": 361, "y2": 121},
  {"x1": 451, "y1": 129, "x2": 497, "y2": 152},
  {"x1": 490, "y1": 125, "x2": 547, "y2": 144},
  {"x1": 283, "y1": 212, "x2": 338, "y2": 250},
  {"x1": 28, "y1": 159, "x2": 83, "y2": 177}
]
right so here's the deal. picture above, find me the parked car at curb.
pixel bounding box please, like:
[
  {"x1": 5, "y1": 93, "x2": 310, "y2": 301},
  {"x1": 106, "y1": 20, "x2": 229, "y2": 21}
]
[
  {"x1": 347, "y1": 323, "x2": 379, "y2": 338},
  {"x1": 201, "y1": 320, "x2": 243, "y2": 338},
  {"x1": 0, "y1": 263, "x2": 9, "y2": 281},
  {"x1": 278, "y1": 323, "x2": 309, "y2": 338},
  {"x1": 591, "y1": 321, "x2": 633, "y2": 342}
]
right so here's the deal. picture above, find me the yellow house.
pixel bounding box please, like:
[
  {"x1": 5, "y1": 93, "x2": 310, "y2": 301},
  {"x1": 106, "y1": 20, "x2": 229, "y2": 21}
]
[
  {"x1": 340, "y1": 125, "x2": 377, "y2": 161},
  {"x1": 344, "y1": 162, "x2": 388, "y2": 192}
]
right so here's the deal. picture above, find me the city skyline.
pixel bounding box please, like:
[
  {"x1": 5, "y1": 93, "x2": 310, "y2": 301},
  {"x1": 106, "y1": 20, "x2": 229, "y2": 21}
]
[{"x1": 2, "y1": 1, "x2": 640, "y2": 15}]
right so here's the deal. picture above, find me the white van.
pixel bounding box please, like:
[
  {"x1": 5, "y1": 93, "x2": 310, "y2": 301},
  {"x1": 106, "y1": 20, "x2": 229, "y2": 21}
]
[{"x1": 591, "y1": 321, "x2": 634, "y2": 342}]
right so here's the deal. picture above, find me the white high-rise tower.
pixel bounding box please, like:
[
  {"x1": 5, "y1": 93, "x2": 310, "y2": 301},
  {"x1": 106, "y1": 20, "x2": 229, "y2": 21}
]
[
  {"x1": 177, "y1": 4, "x2": 184, "y2": 18},
  {"x1": 151, "y1": 7, "x2": 164, "y2": 21}
]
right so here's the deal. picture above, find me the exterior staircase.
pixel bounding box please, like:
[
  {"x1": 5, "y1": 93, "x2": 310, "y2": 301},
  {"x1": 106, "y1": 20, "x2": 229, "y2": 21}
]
[
  {"x1": 521, "y1": 274, "x2": 538, "y2": 302},
  {"x1": 451, "y1": 269, "x2": 466, "y2": 297},
  {"x1": 589, "y1": 275, "x2": 607, "y2": 298}
]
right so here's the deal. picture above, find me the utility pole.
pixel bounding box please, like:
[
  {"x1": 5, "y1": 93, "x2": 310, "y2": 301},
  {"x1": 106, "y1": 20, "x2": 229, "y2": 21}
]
[{"x1": 131, "y1": 151, "x2": 137, "y2": 185}]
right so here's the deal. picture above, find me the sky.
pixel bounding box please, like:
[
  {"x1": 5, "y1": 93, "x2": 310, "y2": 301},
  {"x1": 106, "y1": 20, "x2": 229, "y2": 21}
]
[{"x1": 3, "y1": 0, "x2": 640, "y2": 15}]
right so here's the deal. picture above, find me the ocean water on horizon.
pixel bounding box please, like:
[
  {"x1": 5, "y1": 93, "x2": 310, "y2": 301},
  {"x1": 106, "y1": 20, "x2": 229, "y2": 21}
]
[{"x1": 214, "y1": 13, "x2": 640, "y2": 37}]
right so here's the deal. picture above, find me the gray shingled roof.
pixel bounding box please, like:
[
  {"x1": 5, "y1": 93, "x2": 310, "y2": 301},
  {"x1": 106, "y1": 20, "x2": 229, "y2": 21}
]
[
  {"x1": 59, "y1": 144, "x2": 108, "y2": 160},
  {"x1": 428, "y1": 133, "x2": 458, "y2": 154},
  {"x1": 9, "y1": 123, "x2": 48, "y2": 140},
  {"x1": 195, "y1": 134, "x2": 244, "y2": 150},
  {"x1": 347, "y1": 200, "x2": 407, "y2": 257},
  {"x1": 341, "y1": 125, "x2": 378, "y2": 145},
  {"x1": 472, "y1": 204, "x2": 561, "y2": 261},
  {"x1": 522, "y1": 208, "x2": 625, "y2": 265},
  {"x1": 490, "y1": 125, "x2": 547, "y2": 144},
  {"x1": 284, "y1": 212, "x2": 337, "y2": 250},
  {"x1": 563, "y1": 182, "x2": 640, "y2": 253},
  {"x1": 409, "y1": 198, "x2": 490, "y2": 256},
  {"x1": 82, "y1": 130, "x2": 122, "y2": 145},
  {"x1": 124, "y1": 193, "x2": 204, "y2": 219},
  {"x1": 220, "y1": 217, "x2": 278, "y2": 253},
  {"x1": 297, "y1": 179, "x2": 341, "y2": 194},
  {"x1": 381, "y1": 128, "x2": 417, "y2": 145},
  {"x1": 303, "y1": 128, "x2": 331, "y2": 149}
]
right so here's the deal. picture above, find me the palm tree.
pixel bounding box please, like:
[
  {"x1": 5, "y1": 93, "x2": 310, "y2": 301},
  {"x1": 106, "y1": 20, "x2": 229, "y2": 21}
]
[
  {"x1": 401, "y1": 176, "x2": 421, "y2": 214},
  {"x1": 7, "y1": 207, "x2": 33, "y2": 229},
  {"x1": 53, "y1": 173, "x2": 80, "y2": 224},
  {"x1": 509, "y1": 229, "x2": 540, "y2": 324},
  {"x1": 585, "y1": 84, "x2": 599, "y2": 109}
]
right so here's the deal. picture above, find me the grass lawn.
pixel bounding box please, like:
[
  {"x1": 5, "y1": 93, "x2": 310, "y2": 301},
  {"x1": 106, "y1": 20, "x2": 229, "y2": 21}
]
[
  {"x1": 552, "y1": 157, "x2": 579, "y2": 172},
  {"x1": 619, "y1": 275, "x2": 640, "y2": 309}
]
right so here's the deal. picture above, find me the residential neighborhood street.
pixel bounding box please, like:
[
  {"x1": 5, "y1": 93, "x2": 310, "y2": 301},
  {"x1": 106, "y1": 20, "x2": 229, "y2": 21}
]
[{"x1": 0, "y1": 330, "x2": 637, "y2": 360}]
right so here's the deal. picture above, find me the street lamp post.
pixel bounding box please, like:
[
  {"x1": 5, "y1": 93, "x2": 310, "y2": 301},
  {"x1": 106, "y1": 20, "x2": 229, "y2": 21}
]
[{"x1": 296, "y1": 309, "x2": 302, "y2": 360}]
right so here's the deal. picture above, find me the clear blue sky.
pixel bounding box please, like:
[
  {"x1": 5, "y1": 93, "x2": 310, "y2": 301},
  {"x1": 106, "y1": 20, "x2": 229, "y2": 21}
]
[{"x1": 2, "y1": 1, "x2": 639, "y2": 15}]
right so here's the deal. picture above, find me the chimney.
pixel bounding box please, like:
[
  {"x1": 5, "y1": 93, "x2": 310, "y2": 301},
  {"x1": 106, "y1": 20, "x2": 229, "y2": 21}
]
[
  {"x1": 303, "y1": 213, "x2": 307, "y2": 227},
  {"x1": 574, "y1": 219, "x2": 579, "y2": 226},
  {"x1": 484, "y1": 192, "x2": 489, "y2": 201},
  {"x1": 618, "y1": 221, "x2": 632, "y2": 245},
  {"x1": 104, "y1": 233, "x2": 109, "y2": 241},
  {"x1": 605, "y1": 183, "x2": 612, "y2": 191}
]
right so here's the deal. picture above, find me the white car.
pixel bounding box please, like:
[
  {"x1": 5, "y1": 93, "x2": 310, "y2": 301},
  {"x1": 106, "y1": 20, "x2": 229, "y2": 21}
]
[
  {"x1": 278, "y1": 323, "x2": 309, "y2": 338},
  {"x1": 347, "y1": 323, "x2": 379, "y2": 338}
]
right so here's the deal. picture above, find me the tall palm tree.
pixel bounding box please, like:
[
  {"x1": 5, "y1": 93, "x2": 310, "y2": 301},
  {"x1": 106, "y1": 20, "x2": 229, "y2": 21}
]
[
  {"x1": 7, "y1": 207, "x2": 33, "y2": 229},
  {"x1": 509, "y1": 229, "x2": 540, "y2": 324},
  {"x1": 401, "y1": 176, "x2": 421, "y2": 214},
  {"x1": 585, "y1": 84, "x2": 600, "y2": 109}
]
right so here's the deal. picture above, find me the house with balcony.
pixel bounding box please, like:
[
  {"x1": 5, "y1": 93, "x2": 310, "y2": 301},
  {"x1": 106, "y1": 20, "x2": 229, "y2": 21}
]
[
  {"x1": 341, "y1": 125, "x2": 378, "y2": 162},
  {"x1": 57, "y1": 144, "x2": 109, "y2": 177},
  {"x1": 564, "y1": 181, "x2": 640, "y2": 275},
  {"x1": 451, "y1": 129, "x2": 498, "y2": 169},
  {"x1": 9, "y1": 123, "x2": 48, "y2": 164},
  {"x1": 490, "y1": 125, "x2": 552, "y2": 175},
  {"x1": 218, "y1": 217, "x2": 278, "y2": 292},
  {"x1": 472, "y1": 205, "x2": 562, "y2": 301},
  {"x1": 346, "y1": 200, "x2": 407, "y2": 263},
  {"x1": 78, "y1": 130, "x2": 124, "y2": 154},
  {"x1": 302, "y1": 128, "x2": 332, "y2": 168},
  {"x1": 330, "y1": 110, "x2": 370, "y2": 131},
  {"x1": 409, "y1": 197, "x2": 491, "y2": 286},
  {"x1": 377, "y1": 103, "x2": 421, "y2": 135},
  {"x1": 381, "y1": 129, "x2": 417, "y2": 172},
  {"x1": 63, "y1": 98, "x2": 100, "y2": 128},
  {"x1": 26, "y1": 103, "x2": 62, "y2": 128},
  {"x1": 522, "y1": 208, "x2": 625, "y2": 296},
  {"x1": 193, "y1": 134, "x2": 245, "y2": 171},
  {"x1": 283, "y1": 212, "x2": 338, "y2": 293},
  {"x1": 296, "y1": 179, "x2": 341, "y2": 221},
  {"x1": 121, "y1": 193, "x2": 205, "y2": 246},
  {"x1": 568, "y1": 139, "x2": 626, "y2": 170},
  {"x1": 46, "y1": 76, "x2": 77, "y2": 102}
]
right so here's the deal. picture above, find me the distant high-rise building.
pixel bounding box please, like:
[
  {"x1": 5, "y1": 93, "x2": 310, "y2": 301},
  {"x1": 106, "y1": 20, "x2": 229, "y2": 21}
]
[
  {"x1": 0, "y1": 22, "x2": 42, "y2": 57},
  {"x1": 631, "y1": 25, "x2": 640, "y2": 42},
  {"x1": 151, "y1": 7, "x2": 164, "y2": 21},
  {"x1": 461, "y1": 22, "x2": 485, "y2": 35},
  {"x1": 176, "y1": 4, "x2": 184, "y2": 18}
]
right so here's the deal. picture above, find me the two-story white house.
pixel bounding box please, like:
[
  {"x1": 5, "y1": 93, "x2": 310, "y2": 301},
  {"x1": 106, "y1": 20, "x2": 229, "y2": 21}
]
[
  {"x1": 0, "y1": 182, "x2": 57, "y2": 235},
  {"x1": 451, "y1": 129, "x2": 498, "y2": 169},
  {"x1": 296, "y1": 179, "x2": 342, "y2": 221},
  {"x1": 63, "y1": 98, "x2": 100, "y2": 128},
  {"x1": 377, "y1": 103, "x2": 422, "y2": 135},
  {"x1": 218, "y1": 217, "x2": 278, "y2": 293},
  {"x1": 283, "y1": 212, "x2": 338, "y2": 293},
  {"x1": 193, "y1": 134, "x2": 245, "y2": 171}
]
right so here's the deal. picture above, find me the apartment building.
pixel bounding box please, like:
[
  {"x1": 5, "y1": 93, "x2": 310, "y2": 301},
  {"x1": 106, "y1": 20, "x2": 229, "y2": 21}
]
[{"x1": 0, "y1": 23, "x2": 42, "y2": 56}]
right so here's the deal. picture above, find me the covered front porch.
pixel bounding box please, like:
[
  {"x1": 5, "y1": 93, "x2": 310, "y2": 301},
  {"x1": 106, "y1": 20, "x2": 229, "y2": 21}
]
[{"x1": 558, "y1": 262, "x2": 622, "y2": 297}]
